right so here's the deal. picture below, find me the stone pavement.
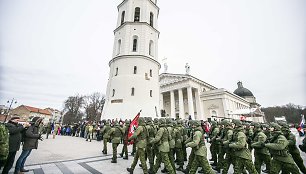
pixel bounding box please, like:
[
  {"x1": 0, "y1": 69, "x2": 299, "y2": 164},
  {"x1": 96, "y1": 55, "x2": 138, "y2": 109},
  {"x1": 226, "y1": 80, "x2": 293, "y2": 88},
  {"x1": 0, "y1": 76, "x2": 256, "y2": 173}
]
[{"x1": 2, "y1": 128, "x2": 306, "y2": 174}]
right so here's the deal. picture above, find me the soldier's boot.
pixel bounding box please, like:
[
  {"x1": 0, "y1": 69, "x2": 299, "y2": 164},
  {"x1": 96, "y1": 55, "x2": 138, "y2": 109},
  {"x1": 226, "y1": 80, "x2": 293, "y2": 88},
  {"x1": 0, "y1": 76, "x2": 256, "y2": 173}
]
[
  {"x1": 120, "y1": 153, "x2": 123, "y2": 157},
  {"x1": 123, "y1": 156, "x2": 128, "y2": 160},
  {"x1": 182, "y1": 168, "x2": 189, "y2": 174},
  {"x1": 209, "y1": 158, "x2": 214, "y2": 161},
  {"x1": 161, "y1": 168, "x2": 168, "y2": 173},
  {"x1": 262, "y1": 169, "x2": 269, "y2": 173},
  {"x1": 210, "y1": 162, "x2": 217, "y2": 167},
  {"x1": 139, "y1": 164, "x2": 143, "y2": 168},
  {"x1": 148, "y1": 163, "x2": 154, "y2": 173},
  {"x1": 111, "y1": 158, "x2": 117, "y2": 163},
  {"x1": 126, "y1": 168, "x2": 134, "y2": 174},
  {"x1": 176, "y1": 166, "x2": 183, "y2": 171},
  {"x1": 212, "y1": 166, "x2": 220, "y2": 173}
]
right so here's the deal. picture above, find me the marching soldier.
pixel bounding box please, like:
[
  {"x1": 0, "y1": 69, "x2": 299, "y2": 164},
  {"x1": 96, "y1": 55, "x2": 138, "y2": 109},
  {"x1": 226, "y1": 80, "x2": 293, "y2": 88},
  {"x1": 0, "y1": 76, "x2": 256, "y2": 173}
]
[
  {"x1": 173, "y1": 120, "x2": 184, "y2": 171},
  {"x1": 186, "y1": 120, "x2": 215, "y2": 174},
  {"x1": 281, "y1": 123, "x2": 306, "y2": 173},
  {"x1": 127, "y1": 117, "x2": 148, "y2": 174},
  {"x1": 101, "y1": 121, "x2": 111, "y2": 154},
  {"x1": 162, "y1": 118, "x2": 176, "y2": 173},
  {"x1": 120, "y1": 120, "x2": 130, "y2": 160},
  {"x1": 216, "y1": 120, "x2": 234, "y2": 174},
  {"x1": 145, "y1": 117, "x2": 156, "y2": 172},
  {"x1": 264, "y1": 122, "x2": 300, "y2": 174},
  {"x1": 106, "y1": 121, "x2": 123, "y2": 163},
  {"x1": 149, "y1": 118, "x2": 175, "y2": 174},
  {"x1": 182, "y1": 120, "x2": 195, "y2": 174},
  {"x1": 251, "y1": 122, "x2": 271, "y2": 173},
  {"x1": 0, "y1": 121, "x2": 9, "y2": 170},
  {"x1": 229, "y1": 119, "x2": 258, "y2": 174},
  {"x1": 209, "y1": 121, "x2": 220, "y2": 167}
]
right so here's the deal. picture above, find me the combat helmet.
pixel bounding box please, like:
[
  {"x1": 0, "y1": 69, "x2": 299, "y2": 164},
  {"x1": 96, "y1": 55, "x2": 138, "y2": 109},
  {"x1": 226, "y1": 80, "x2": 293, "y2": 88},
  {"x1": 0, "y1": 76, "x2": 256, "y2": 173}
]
[
  {"x1": 270, "y1": 122, "x2": 281, "y2": 131},
  {"x1": 232, "y1": 119, "x2": 242, "y2": 127},
  {"x1": 138, "y1": 117, "x2": 146, "y2": 126},
  {"x1": 211, "y1": 121, "x2": 217, "y2": 126},
  {"x1": 159, "y1": 118, "x2": 166, "y2": 125},
  {"x1": 193, "y1": 120, "x2": 201, "y2": 127}
]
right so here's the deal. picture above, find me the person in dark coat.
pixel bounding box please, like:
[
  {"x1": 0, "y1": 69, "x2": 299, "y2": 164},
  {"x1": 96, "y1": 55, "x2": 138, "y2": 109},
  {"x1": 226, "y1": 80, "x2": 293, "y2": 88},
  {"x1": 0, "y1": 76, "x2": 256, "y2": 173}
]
[
  {"x1": 2, "y1": 116, "x2": 29, "y2": 174},
  {"x1": 14, "y1": 117, "x2": 43, "y2": 174}
]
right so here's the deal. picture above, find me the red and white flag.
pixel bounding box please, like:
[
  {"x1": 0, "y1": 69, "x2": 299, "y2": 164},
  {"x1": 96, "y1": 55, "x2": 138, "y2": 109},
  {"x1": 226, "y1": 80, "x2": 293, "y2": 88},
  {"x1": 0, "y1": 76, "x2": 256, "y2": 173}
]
[{"x1": 127, "y1": 111, "x2": 141, "y2": 145}]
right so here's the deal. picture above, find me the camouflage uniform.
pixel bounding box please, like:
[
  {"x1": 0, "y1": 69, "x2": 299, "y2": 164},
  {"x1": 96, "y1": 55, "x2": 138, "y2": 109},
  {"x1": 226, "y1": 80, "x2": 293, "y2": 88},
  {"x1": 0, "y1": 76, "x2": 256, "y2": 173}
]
[
  {"x1": 146, "y1": 118, "x2": 156, "y2": 171},
  {"x1": 186, "y1": 120, "x2": 215, "y2": 174},
  {"x1": 229, "y1": 120, "x2": 258, "y2": 174},
  {"x1": 214, "y1": 121, "x2": 226, "y2": 172},
  {"x1": 265, "y1": 123, "x2": 300, "y2": 174},
  {"x1": 182, "y1": 120, "x2": 195, "y2": 174},
  {"x1": 251, "y1": 123, "x2": 271, "y2": 173},
  {"x1": 149, "y1": 118, "x2": 175, "y2": 174},
  {"x1": 163, "y1": 118, "x2": 176, "y2": 173},
  {"x1": 152, "y1": 118, "x2": 159, "y2": 162},
  {"x1": 174, "y1": 120, "x2": 184, "y2": 171},
  {"x1": 107, "y1": 122, "x2": 123, "y2": 163},
  {"x1": 101, "y1": 122, "x2": 111, "y2": 154},
  {"x1": 0, "y1": 123, "x2": 9, "y2": 169},
  {"x1": 245, "y1": 123, "x2": 254, "y2": 152},
  {"x1": 209, "y1": 121, "x2": 220, "y2": 166},
  {"x1": 127, "y1": 117, "x2": 148, "y2": 174},
  {"x1": 120, "y1": 120, "x2": 130, "y2": 159},
  {"x1": 281, "y1": 124, "x2": 306, "y2": 173},
  {"x1": 221, "y1": 120, "x2": 235, "y2": 174}
]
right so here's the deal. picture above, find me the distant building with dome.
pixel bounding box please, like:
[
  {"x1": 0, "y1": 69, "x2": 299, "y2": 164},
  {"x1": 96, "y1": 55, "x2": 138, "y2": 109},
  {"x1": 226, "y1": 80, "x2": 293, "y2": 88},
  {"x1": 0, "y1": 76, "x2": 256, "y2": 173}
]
[{"x1": 160, "y1": 73, "x2": 265, "y2": 122}]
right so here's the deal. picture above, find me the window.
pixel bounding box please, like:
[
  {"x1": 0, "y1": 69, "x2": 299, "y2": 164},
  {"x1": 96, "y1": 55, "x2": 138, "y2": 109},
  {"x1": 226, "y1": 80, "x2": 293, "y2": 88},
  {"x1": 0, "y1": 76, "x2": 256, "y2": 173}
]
[
  {"x1": 133, "y1": 39, "x2": 137, "y2": 52},
  {"x1": 134, "y1": 66, "x2": 137, "y2": 74},
  {"x1": 131, "y1": 88, "x2": 135, "y2": 96},
  {"x1": 150, "y1": 90, "x2": 152, "y2": 97},
  {"x1": 121, "y1": 11, "x2": 125, "y2": 25},
  {"x1": 115, "y1": 67, "x2": 118, "y2": 76},
  {"x1": 149, "y1": 40, "x2": 154, "y2": 56},
  {"x1": 150, "y1": 69, "x2": 152, "y2": 77},
  {"x1": 150, "y1": 12, "x2": 154, "y2": 27},
  {"x1": 112, "y1": 89, "x2": 115, "y2": 97},
  {"x1": 212, "y1": 110, "x2": 217, "y2": 117},
  {"x1": 117, "y1": 39, "x2": 121, "y2": 55},
  {"x1": 134, "y1": 7, "x2": 140, "y2": 22}
]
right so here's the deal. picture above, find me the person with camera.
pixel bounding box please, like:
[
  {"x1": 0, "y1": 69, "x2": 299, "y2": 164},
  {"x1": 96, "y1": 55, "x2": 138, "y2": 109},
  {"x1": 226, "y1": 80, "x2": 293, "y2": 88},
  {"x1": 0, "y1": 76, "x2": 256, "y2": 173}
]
[
  {"x1": 14, "y1": 117, "x2": 43, "y2": 174},
  {"x1": 2, "y1": 116, "x2": 30, "y2": 174}
]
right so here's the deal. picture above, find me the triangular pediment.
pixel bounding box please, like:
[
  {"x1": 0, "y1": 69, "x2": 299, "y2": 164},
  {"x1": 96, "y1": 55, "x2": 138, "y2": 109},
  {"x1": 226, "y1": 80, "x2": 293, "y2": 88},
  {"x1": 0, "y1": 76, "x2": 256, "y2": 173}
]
[{"x1": 159, "y1": 73, "x2": 189, "y2": 86}]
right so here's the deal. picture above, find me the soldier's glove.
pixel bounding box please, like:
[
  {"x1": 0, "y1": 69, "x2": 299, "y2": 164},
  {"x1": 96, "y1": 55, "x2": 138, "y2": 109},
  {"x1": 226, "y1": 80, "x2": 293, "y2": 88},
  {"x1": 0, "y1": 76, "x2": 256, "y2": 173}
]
[{"x1": 260, "y1": 143, "x2": 265, "y2": 148}]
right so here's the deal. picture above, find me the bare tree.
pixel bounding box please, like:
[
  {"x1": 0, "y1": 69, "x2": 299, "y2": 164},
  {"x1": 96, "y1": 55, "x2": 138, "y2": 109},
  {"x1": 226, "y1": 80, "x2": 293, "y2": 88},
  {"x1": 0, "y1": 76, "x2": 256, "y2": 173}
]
[
  {"x1": 84, "y1": 92, "x2": 105, "y2": 122},
  {"x1": 262, "y1": 103, "x2": 305, "y2": 124},
  {"x1": 62, "y1": 94, "x2": 84, "y2": 124}
]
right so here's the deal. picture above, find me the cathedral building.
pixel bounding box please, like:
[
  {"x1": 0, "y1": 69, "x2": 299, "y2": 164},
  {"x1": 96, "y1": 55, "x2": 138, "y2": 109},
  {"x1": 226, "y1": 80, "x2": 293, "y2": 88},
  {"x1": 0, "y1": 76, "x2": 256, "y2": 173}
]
[
  {"x1": 160, "y1": 72, "x2": 264, "y2": 122},
  {"x1": 102, "y1": 0, "x2": 264, "y2": 122}
]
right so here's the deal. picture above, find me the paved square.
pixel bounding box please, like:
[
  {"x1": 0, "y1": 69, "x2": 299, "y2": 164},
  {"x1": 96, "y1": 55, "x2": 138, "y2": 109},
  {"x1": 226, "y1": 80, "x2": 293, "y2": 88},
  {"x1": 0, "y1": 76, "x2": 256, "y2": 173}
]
[{"x1": 2, "y1": 129, "x2": 306, "y2": 174}]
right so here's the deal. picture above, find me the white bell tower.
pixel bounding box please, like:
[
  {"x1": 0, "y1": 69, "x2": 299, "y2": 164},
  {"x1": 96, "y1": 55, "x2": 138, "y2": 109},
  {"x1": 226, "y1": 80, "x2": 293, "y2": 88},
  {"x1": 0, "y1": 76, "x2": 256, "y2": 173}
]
[{"x1": 102, "y1": 0, "x2": 160, "y2": 120}]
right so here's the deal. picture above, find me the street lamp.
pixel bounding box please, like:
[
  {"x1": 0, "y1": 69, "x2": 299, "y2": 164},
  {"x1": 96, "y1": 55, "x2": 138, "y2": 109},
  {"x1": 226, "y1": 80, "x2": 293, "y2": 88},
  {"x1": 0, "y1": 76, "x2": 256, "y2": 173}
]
[{"x1": 5, "y1": 98, "x2": 17, "y2": 121}]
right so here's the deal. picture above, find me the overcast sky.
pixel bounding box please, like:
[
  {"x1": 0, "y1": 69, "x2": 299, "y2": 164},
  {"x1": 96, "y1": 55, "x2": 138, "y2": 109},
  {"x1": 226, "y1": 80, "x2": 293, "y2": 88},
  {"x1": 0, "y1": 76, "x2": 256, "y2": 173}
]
[{"x1": 0, "y1": 0, "x2": 305, "y2": 110}]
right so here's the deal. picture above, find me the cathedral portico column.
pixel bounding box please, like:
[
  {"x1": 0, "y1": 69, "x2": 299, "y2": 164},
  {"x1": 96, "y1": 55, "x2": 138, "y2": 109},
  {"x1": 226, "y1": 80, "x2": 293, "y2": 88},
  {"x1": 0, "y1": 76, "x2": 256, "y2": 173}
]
[
  {"x1": 170, "y1": 90, "x2": 175, "y2": 118},
  {"x1": 187, "y1": 87, "x2": 195, "y2": 120},
  {"x1": 160, "y1": 93, "x2": 164, "y2": 110},
  {"x1": 195, "y1": 89, "x2": 203, "y2": 120},
  {"x1": 178, "y1": 88, "x2": 184, "y2": 119}
]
